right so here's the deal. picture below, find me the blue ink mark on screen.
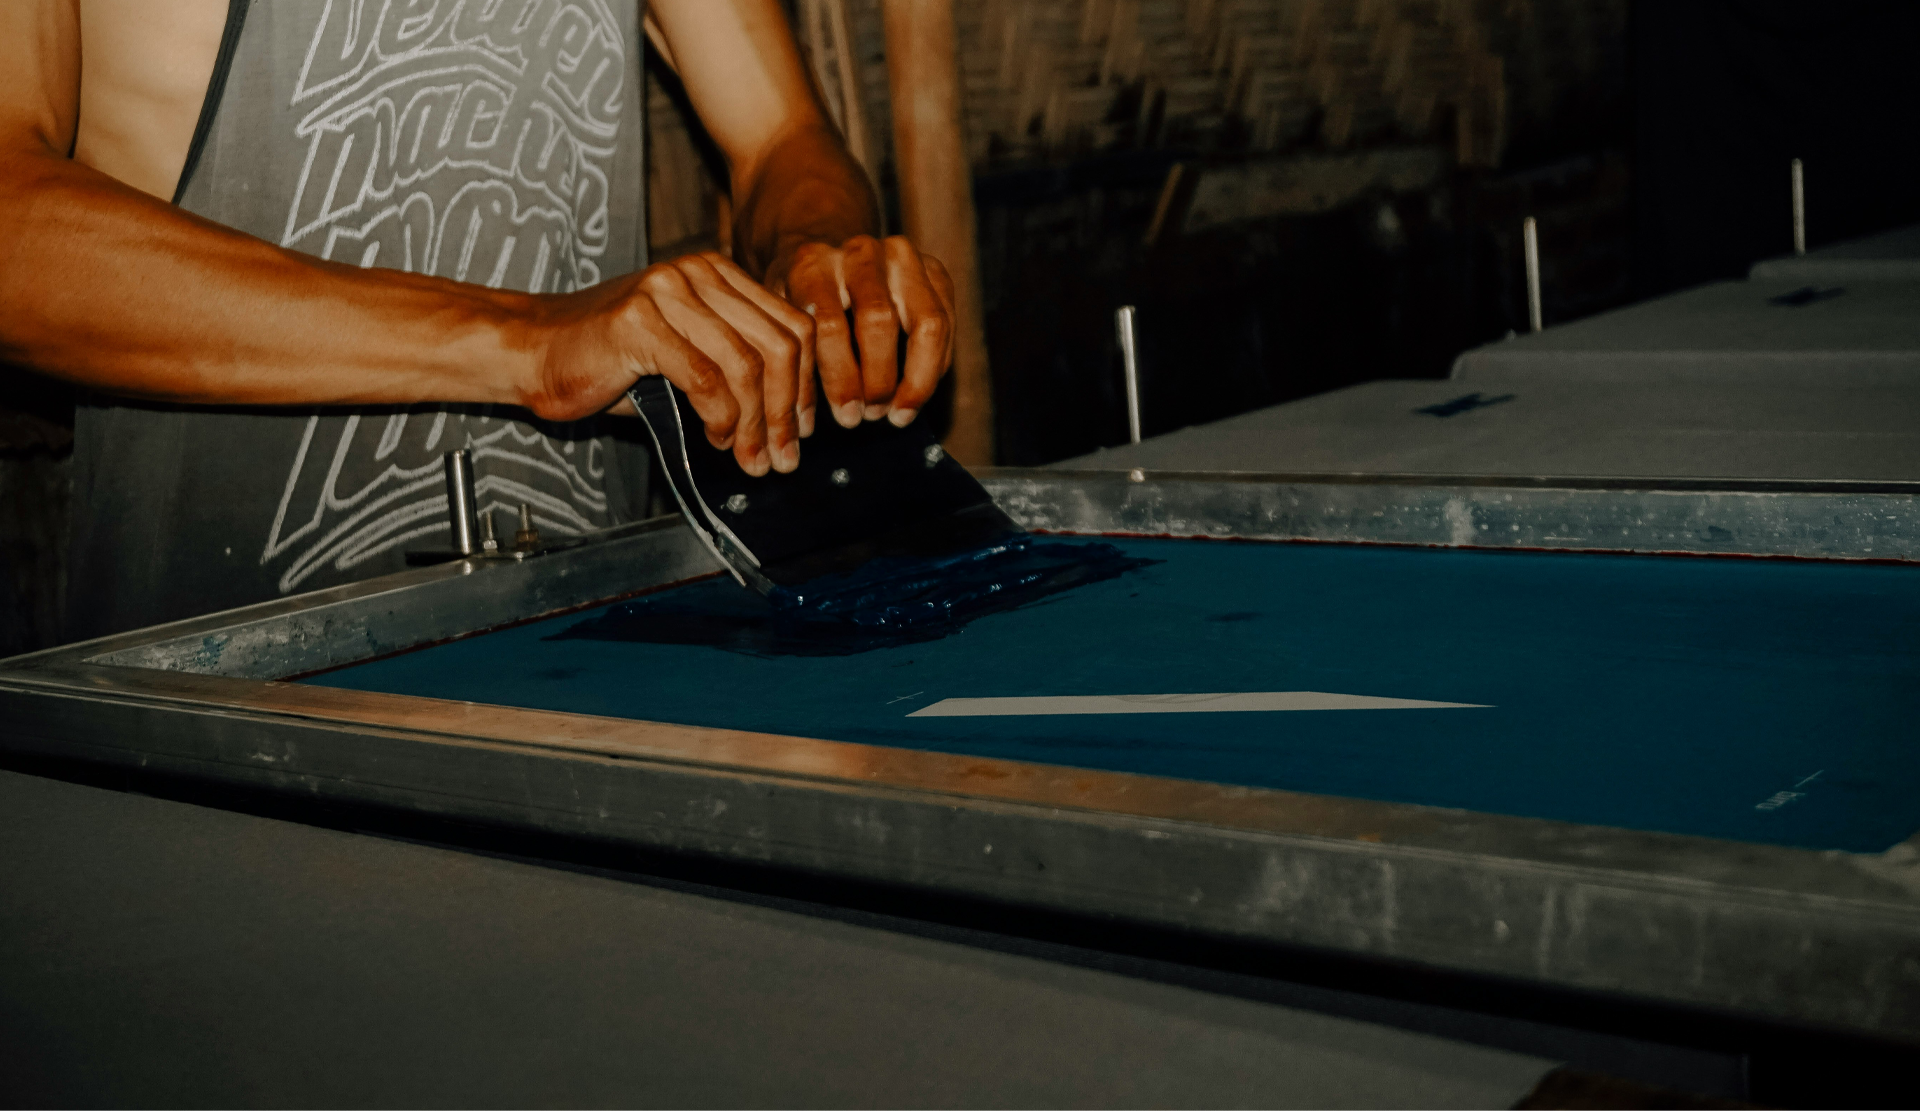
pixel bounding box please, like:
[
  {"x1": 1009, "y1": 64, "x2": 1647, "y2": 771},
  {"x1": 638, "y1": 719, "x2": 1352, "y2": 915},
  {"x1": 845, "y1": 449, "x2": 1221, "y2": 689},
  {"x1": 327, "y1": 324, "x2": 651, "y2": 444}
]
[
  {"x1": 1415, "y1": 392, "x2": 1515, "y2": 418},
  {"x1": 1755, "y1": 769, "x2": 1825, "y2": 812},
  {"x1": 1768, "y1": 285, "x2": 1845, "y2": 307},
  {"x1": 549, "y1": 536, "x2": 1158, "y2": 657}
]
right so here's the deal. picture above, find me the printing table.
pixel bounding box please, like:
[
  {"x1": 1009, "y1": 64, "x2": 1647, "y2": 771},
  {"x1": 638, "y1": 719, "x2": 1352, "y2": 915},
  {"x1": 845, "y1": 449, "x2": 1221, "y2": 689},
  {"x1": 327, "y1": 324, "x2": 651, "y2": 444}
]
[
  {"x1": 1, "y1": 766, "x2": 1566, "y2": 1108},
  {"x1": 1750, "y1": 222, "x2": 1920, "y2": 283},
  {"x1": 1059, "y1": 376, "x2": 1920, "y2": 481},
  {"x1": 1450, "y1": 278, "x2": 1920, "y2": 386},
  {"x1": 6, "y1": 471, "x2": 1918, "y2": 1059}
]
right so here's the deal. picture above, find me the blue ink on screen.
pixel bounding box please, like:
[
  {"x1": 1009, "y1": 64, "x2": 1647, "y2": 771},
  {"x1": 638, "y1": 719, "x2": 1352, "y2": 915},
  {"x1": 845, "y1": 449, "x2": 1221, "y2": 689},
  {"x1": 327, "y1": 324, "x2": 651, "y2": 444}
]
[
  {"x1": 549, "y1": 536, "x2": 1158, "y2": 657},
  {"x1": 311, "y1": 539, "x2": 1920, "y2": 853}
]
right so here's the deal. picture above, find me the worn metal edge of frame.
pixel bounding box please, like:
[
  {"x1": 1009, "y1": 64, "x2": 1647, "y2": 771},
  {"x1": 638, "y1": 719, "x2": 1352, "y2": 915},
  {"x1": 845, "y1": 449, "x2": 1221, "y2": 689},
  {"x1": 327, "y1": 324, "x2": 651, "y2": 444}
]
[
  {"x1": 8, "y1": 654, "x2": 1916, "y2": 904},
  {"x1": 27, "y1": 469, "x2": 1915, "y2": 682},
  {"x1": 4, "y1": 472, "x2": 1919, "y2": 1039},
  {"x1": 16, "y1": 515, "x2": 727, "y2": 680},
  {"x1": 981, "y1": 469, "x2": 1920, "y2": 562},
  {"x1": 997, "y1": 468, "x2": 1920, "y2": 495},
  {"x1": 2, "y1": 673, "x2": 1918, "y2": 1043}
]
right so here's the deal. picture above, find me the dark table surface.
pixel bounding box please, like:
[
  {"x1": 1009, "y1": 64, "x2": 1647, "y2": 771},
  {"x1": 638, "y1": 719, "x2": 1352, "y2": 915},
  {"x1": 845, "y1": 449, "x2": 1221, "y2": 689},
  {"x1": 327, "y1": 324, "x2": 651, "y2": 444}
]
[
  {"x1": 0, "y1": 768, "x2": 1555, "y2": 1108},
  {"x1": 1450, "y1": 279, "x2": 1920, "y2": 385},
  {"x1": 1055, "y1": 376, "x2": 1920, "y2": 482}
]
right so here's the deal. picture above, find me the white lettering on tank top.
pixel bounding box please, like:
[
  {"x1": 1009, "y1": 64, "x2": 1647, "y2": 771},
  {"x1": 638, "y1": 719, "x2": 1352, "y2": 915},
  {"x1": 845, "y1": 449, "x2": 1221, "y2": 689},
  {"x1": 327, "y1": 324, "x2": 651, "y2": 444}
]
[
  {"x1": 260, "y1": 0, "x2": 628, "y2": 593},
  {"x1": 261, "y1": 410, "x2": 610, "y2": 593}
]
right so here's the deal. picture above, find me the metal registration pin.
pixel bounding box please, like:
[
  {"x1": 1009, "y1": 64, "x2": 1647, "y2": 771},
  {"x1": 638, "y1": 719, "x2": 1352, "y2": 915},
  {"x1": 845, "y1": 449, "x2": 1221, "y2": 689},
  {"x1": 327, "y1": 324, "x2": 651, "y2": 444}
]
[
  {"x1": 1791, "y1": 157, "x2": 1806, "y2": 256},
  {"x1": 443, "y1": 448, "x2": 479, "y2": 556},
  {"x1": 405, "y1": 450, "x2": 550, "y2": 565},
  {"x1": 1523, "y1": 216, "x2": 1543, "y2": 334},
  {"x1": 1116, "y1": 304, "x2": 1142, "y2": 445}
]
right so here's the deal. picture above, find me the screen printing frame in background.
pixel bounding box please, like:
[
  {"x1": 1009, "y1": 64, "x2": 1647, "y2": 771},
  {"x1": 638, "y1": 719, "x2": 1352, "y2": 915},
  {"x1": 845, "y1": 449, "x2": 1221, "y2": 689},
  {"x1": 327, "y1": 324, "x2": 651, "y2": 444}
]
[{"x1": 4, "y1": 470, "x2": 1919, "y2": 1045}]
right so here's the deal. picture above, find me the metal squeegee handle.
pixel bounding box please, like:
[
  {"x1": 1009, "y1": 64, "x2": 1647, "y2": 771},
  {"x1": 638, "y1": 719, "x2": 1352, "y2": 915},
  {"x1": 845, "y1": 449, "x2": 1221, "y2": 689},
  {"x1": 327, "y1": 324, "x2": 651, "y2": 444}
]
[{"x1": 626, "y1": 378, "x2": 772, "y2": 592}]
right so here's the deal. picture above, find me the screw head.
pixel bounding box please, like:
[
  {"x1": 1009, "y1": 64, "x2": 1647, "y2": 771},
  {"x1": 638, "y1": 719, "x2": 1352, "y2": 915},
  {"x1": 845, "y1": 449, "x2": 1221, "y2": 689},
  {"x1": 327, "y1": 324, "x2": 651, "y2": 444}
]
[
  {"x1": 830, "y1": 468, "x2": 851, "y2": 487},
  {"x1": 923, "y1": 444, "x2": 945, "y2": 467},
  {"x1": 725, "y1": 494, "x2": 749, "y2": 514},
  {"x1": 1128, "y1": 468, "x2": 1147, "y2": 483}
]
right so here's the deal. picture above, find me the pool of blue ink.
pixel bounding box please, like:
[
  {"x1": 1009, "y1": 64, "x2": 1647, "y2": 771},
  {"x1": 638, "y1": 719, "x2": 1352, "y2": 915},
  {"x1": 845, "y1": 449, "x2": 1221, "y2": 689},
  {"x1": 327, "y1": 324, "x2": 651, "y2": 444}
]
[
  {"x1": 307, "y1": 539, "x2": 1920, "y2": 853},
  {"x1": 550, "y1": 535, "x2": 1156, "y2": 656}
]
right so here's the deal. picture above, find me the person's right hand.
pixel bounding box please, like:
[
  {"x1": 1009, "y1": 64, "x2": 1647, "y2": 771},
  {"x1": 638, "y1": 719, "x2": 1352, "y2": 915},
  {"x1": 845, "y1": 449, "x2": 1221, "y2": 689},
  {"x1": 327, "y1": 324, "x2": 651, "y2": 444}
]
[{"x1": 527, "y1": 251, "x2": 815, "y2": 477}]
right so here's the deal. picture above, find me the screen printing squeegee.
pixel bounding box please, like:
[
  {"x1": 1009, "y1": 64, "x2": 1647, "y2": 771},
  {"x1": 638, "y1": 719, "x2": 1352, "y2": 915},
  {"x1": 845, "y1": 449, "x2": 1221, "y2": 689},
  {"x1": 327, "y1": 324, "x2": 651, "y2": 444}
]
[{"x1": 627, "y1": 377, "x2": 1020, "y2": 594}]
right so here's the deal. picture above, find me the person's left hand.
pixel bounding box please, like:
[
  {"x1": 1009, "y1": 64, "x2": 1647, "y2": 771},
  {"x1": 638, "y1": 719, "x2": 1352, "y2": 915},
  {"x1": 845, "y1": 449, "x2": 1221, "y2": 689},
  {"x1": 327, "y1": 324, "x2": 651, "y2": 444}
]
[{"x1": 766, "y1": 234, "x2": 955, "y2": 434}]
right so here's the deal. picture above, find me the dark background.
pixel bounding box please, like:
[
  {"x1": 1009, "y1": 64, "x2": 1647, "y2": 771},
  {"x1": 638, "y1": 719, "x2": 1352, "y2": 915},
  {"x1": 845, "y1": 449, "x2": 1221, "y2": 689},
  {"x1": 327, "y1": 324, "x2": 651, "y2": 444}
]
[
  {"x1": 977, "y1": 0, "x2": 1920, "y2": 464},
  {"x1": 1631, "y1": 1, "x2": 1920, "y2": 297}
]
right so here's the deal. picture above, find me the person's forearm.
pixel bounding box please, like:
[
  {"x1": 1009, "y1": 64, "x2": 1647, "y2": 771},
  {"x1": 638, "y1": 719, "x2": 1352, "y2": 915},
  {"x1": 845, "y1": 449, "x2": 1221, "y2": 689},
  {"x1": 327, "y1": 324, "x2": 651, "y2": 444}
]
[
  {"x1": 0, "y1": 147, "x2": 545, "y2": 412},
  {"x1": 732, "y1": 123, "x2": 882, "y2": 278},
  {"x1": 644, "y1": 0, "x2": 877, "y2": 276},
  {"x1": 646, "y1": 0, "x2": 949, "y2": 431}
]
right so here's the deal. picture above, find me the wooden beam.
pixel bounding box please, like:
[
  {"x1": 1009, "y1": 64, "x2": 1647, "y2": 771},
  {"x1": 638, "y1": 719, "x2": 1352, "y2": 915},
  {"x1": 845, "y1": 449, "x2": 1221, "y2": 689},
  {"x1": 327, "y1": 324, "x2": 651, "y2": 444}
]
[
  {"x1": 881, "y1": 0, "x2": 994, "y2": 466},
  {"x1": 824, "y1": 0, "x2": 875, "y2": 182},
  {"x1": 797, "y1": 0, "x2": 877, "y2": 189}
]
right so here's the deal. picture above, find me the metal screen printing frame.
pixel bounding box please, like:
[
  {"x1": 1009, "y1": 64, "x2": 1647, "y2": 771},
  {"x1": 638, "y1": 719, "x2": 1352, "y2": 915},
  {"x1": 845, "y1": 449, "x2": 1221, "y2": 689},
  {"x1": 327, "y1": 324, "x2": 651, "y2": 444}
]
[{"x1": 4, "y1": 472, "x2": 1918, "y2": 1041}]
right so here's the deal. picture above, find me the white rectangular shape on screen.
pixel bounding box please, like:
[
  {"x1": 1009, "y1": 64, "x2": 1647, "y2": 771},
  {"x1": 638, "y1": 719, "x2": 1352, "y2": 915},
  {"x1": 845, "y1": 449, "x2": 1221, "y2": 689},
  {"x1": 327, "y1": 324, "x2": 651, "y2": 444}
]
[{"x1": 907, "y1": 692, "x2": 1490, "y2": 717}]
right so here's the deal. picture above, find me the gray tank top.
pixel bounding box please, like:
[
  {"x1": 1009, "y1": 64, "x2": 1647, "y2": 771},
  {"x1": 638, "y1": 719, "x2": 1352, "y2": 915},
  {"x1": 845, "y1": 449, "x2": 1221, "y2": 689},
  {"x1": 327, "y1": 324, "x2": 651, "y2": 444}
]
[{"x1": 68, "y1": 0, "x2": 651, "y2": 640}]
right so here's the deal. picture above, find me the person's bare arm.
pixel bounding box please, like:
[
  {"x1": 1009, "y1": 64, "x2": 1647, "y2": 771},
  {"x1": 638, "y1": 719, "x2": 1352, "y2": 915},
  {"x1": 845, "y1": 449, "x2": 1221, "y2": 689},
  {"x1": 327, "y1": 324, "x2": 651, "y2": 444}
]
[
  {"x1": 649, "y1": 0, "x2": 956, "y2": 432},
  {"x1": 0, "y1": 0, "x2": 806, "y2": 475}
]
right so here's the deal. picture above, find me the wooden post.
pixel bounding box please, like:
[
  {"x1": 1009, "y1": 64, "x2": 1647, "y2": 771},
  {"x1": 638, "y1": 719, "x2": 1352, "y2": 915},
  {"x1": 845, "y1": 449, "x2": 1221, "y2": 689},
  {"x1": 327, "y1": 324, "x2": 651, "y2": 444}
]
[
  {"x1": 881, "y1": 0, "x2": 994, "y2": 466},
  {"x1": 797, "y1": 0, "x2": 877, "y2": 191},
  {"x1": 824, "y1": 0, "x2": 875, "y2": 182}
]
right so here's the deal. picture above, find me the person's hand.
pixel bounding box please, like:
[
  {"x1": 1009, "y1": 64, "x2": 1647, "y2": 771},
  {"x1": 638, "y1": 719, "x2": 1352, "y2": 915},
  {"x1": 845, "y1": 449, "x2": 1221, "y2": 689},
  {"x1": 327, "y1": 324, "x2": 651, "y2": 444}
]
[
  {"x1": 766, "y1": 234, "x2": 955, "y2": 431},
  {"x1": 528, "y1": 251, "x2": 813, "y2": 477}
]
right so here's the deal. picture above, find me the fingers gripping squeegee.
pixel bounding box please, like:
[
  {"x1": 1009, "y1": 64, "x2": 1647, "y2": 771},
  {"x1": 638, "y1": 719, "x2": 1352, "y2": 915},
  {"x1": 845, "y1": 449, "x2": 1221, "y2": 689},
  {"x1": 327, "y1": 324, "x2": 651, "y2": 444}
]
[{"x1": 627, "y1": 377, "x2": 1019, "y2": 593}]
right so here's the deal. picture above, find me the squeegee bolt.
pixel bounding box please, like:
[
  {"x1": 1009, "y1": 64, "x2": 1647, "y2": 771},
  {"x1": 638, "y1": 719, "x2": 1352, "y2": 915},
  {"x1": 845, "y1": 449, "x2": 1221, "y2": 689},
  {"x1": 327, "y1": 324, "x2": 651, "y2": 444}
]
[
  {"x1": 831, "y1": 468, "x2": 851, "y2": 487},
  {"x1": 513, "y1": 502, "x2": 540, "y2": 552}
]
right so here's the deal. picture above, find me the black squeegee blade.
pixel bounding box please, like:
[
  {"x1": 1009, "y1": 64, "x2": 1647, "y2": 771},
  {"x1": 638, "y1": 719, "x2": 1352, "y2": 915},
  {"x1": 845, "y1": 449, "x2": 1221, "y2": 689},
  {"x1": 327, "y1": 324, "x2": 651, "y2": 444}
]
[{"x1": 628, "y1": 377, "x2": 1018, "y2": 592}]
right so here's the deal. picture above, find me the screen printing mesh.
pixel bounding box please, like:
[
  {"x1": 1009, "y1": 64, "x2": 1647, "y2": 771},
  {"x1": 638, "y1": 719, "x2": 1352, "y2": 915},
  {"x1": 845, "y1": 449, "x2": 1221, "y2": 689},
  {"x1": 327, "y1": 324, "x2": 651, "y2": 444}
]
[{"x1": 308, "y1": 539, "x2": 1920, "y2": 853}]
